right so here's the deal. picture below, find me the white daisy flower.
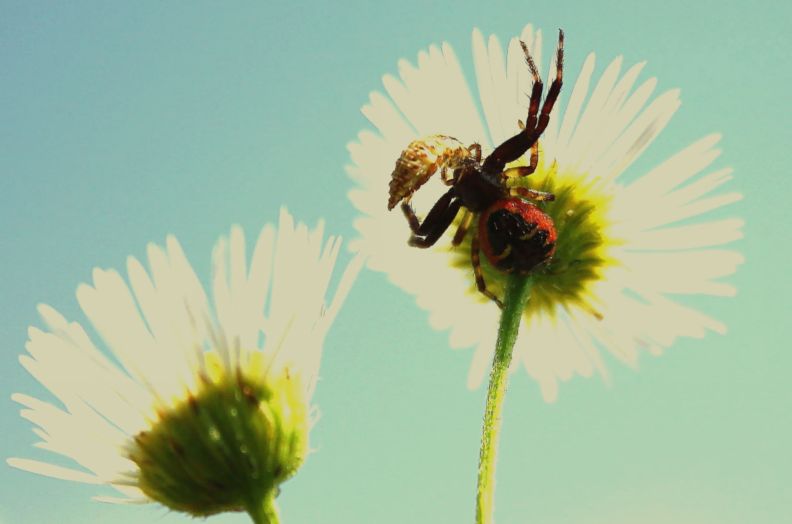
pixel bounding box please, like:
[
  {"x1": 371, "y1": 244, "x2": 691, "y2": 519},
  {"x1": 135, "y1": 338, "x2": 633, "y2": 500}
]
[
  {"x1": 347, "y1": 24, "x2": 743, "y2": 401},
  {"x1": 7, "y1": 209, "x2": 362, "y2": 523}
]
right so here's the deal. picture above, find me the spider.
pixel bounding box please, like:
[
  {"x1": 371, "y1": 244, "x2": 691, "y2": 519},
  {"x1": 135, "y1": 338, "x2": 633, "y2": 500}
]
[{"x1": 387, "y1": 29, "x2": 564, "y2": 308}]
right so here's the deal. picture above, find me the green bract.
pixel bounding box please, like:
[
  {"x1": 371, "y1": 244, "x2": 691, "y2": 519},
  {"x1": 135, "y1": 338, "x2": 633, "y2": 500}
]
[{"x1": 126, "y1": 353, "x2": 308, "y2": 522}]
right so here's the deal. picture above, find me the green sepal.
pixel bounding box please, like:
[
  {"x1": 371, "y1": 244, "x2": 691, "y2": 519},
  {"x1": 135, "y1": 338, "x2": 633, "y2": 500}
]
[{"x1": 127, "y1": 359, "x2": 308, "y2": 523}]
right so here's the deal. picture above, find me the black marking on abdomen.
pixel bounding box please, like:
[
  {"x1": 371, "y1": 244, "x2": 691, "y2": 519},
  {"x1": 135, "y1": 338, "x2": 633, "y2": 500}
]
[{"x1": 486, "y1": 210, "x2": 554, "y2": 273}]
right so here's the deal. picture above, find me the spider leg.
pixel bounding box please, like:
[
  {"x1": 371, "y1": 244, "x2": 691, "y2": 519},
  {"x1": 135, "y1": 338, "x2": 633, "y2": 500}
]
[
  {"x1": 400, "y1": 188, "x2": 454, "y2": 236},
  {"x1": 471, "y1": 234, "x2": 504, "y2": 308},
  {"x1": 417, "y1": 188, "x2": 455, "y2": 236},
  {"x1": 520, "y1": 38, "x2": 544, "y2": 134},
  {"x1": 468, "y1": 143, "x2": 482, "y2": 162},
  {"x1": 481, "y1": 41, "x2": 544, "y2": 175},
  {"x1": 452, "y1": 210, "x2": 473, "y2": 246},
  {"x1": 501, "y1": 142, "x2": 540, "y2": 180},
  {"x1": 512, "y1": 187, "x2": 555, "y2": 202},
  {"x1": 535, "y1": 29, "x2": 564, "y2": 137},
  {"x1": 406, "y1": 188, "x2": 463, "y2": 248},
  {"x1": 528, "y1": 141, "x2": 539, "y2": 174},
  {"x1": 481, "y1": 125, "x2": 538, "y2": 175},
  {"x1": 513, "y1": 31, "x2": 565, "y2": 157},
  {"x1": 503, "y1": 166, "x2": 530, "y2": 178},
  {"x1": 481, "y1": 30, "x2": 564, "y2": 175},
  {"x1": 409, "y1": 200, "x2": 462, "y2": 248},
  {"x1": 400, "y1": 199, "x2": 422, "y2": 233}
]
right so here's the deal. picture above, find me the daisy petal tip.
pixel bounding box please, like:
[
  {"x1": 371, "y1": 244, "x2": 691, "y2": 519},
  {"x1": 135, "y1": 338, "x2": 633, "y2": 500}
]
[
  {"x1": 125, "y1": 254, "x2": 145, "y2": 274},
  {"x1": 610, "y1": 55, "x2": 625, "y2": 68},
  {"x1": 74, "y1": 281, "x2": 94, "y2": 303},
  {"x1": 598, "y1": 369, "x2": 614, "y2": 388},
  {"x1": 145, "y1": 241, "x2": 166, "y2": 262},
  {"x1": 380, "y1": 73, "x2": 397, "y2": 90},
  {"x1": 35, "y1": 303, "x2": 63, "y2": 327},
  {"x1": 92, "y1": 496, "x2": 139, "y2": 505},
  {"x1": 706, "y1": 132, "x2": 723, "y2": 145},
  {"x1": 278, "y1": 206, "x2": 296, "y2": 231},
  {"x1": 708, "y1": 319, "x2": 728, "y2": 336},
  {"x1": 465, "y1": 361, "x2": 486, "y2": 391},
  {"x1": 10, "y1": 393, "x2": 27, "y2": 404},
  {"x1": 24, "y1": 324, "x2": 39, "y2": 341},
  {"x1": 229, "y1": 223, "x2": 245, "y2": 239},
  {"x1": 720, "y1": 285, "x2": 738, "y2": 298},
  {"x1": 539, "y1": 381, "x2": 559, "y2": 403},
  {"x1": 365, "y1": 89, "x2": 379, "y2": 104},
  {"x1": 88, "y1": 266, "x2": 106, "y2": 284},
  {"x1": 6, "y1": 458, "x2": 101, "y2": 484},
  {"x1": 164, "y1": 233, "x2": 181, "y2": 249}
]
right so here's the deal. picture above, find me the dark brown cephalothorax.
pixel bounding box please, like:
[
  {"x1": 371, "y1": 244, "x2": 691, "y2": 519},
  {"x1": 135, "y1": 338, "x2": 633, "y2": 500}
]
[{"x1": 386, "y1": 30, "x2": 565, "y2": 308}]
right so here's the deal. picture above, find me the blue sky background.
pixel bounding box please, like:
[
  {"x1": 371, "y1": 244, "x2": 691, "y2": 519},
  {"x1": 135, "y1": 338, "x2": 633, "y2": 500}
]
[{"x1": 1, "y1": 1, "x2": 789, "y2": 523}]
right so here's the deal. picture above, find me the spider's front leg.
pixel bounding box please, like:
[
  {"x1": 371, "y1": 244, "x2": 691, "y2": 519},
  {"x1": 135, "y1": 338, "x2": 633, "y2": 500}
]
[
  {"x1": 452, "y1": 210, "x2": 473, "y2": 246},
  {"x1": 512, "y1": 186, "x2": 555, "y2": 202},
  {"x1": 481, "y1": 29, "x2": 564, "y2": 176},
  {"x1": 401, "y1": 188, "x2": 462, "y2": 248},
  {"x1": 501, "y1": 142, "x2": 540, "y2": 181},
  {"x1": 471, "y1": 234, "x2": 504, "y2": 308}
]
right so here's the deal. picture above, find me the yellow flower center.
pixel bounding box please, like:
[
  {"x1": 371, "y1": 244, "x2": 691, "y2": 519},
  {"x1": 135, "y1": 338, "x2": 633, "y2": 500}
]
[{"x1": 449, "y1": 160, "x2": 615, "y2": 320}]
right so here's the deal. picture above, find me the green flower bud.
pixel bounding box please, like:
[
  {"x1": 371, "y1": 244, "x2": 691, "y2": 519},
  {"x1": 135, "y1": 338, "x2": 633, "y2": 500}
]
[{"x1": 127, "y1": 353, "x2": 308, "y2": 522}]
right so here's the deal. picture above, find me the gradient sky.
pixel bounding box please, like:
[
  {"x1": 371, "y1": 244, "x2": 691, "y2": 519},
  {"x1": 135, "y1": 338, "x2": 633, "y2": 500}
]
[{"x1": 1, "y1": 2, "x2": 789, "y2": 523}]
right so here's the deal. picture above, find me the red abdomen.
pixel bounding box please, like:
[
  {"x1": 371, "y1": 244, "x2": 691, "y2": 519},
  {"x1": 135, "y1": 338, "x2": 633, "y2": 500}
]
[{"x1": 478, "y1": 197, "x2": 557, "y2": 274}]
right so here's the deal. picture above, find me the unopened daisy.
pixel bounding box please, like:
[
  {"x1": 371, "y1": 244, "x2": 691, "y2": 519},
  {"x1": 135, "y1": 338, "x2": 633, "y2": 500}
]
[
  {"x1": 347, "y1": 24, "x2": 743, "y2": 402},
  {"x1": 7, "y1": 209, "x2": 362, "y2": 524}
]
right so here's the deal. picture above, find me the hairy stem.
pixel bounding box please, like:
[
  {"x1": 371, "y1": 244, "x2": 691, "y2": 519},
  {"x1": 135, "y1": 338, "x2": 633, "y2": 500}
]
[
  {"x1": 246, "y1": 492, "x2": 280, "y2": 524},
  {"x1": 475, "y1": 274, "x2": 533, "y2": 524}
]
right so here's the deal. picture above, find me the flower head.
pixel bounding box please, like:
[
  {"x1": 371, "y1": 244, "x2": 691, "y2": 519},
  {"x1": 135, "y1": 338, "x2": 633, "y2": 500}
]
[
  {"x1": 347, "y1": 24, "x2": 743, "y2": 401},
  {"x1": 8, "y1": 209, "x2": 362, "y2": 522}
]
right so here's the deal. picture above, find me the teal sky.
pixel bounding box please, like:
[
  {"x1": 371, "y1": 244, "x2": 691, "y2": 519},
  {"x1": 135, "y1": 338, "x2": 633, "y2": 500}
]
[{"x1": 1, "y1": 1, "x2": 789, "y2": 523}]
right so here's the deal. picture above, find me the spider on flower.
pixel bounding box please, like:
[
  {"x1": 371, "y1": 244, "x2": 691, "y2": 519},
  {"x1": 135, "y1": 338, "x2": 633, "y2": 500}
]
[{"x1": 387, "y1": 30, "x2": 565, "y2": 308}]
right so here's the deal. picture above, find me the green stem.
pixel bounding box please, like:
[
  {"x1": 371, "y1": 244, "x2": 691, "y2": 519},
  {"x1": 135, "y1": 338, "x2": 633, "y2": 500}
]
[
  {"x1": 475, "y1": 274, "x2": 533, "y2": 524},
  {"x1": 246, "y1": 492, "x2": 280, "y2": 524}
]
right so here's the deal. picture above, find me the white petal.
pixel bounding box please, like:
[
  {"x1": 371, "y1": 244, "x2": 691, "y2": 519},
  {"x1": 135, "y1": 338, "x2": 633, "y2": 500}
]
[
  {"x1": 628, "y1": 219, "x2": 744, "y2": 250},
  {"x1": 7, "y1": 458, "x2": 101, "y2": 484},
  {"x1": 552, "y1": 53, "x2": 596, "y2": 161},
  {"x1": 623, "y1": 250, "x2": 745, "y2": 296},
  {"x1": 624, "y1": 134, "x2": 722, "y2": 196},
  {"x1": 93, "y1": 495, "x2": 148, "y2": 505}
]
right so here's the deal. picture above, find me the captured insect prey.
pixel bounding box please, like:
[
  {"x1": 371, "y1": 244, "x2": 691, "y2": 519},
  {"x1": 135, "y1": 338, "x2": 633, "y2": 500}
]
[{"x1": 387, "y1": 29, "x2": 565, "y2": 308}]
